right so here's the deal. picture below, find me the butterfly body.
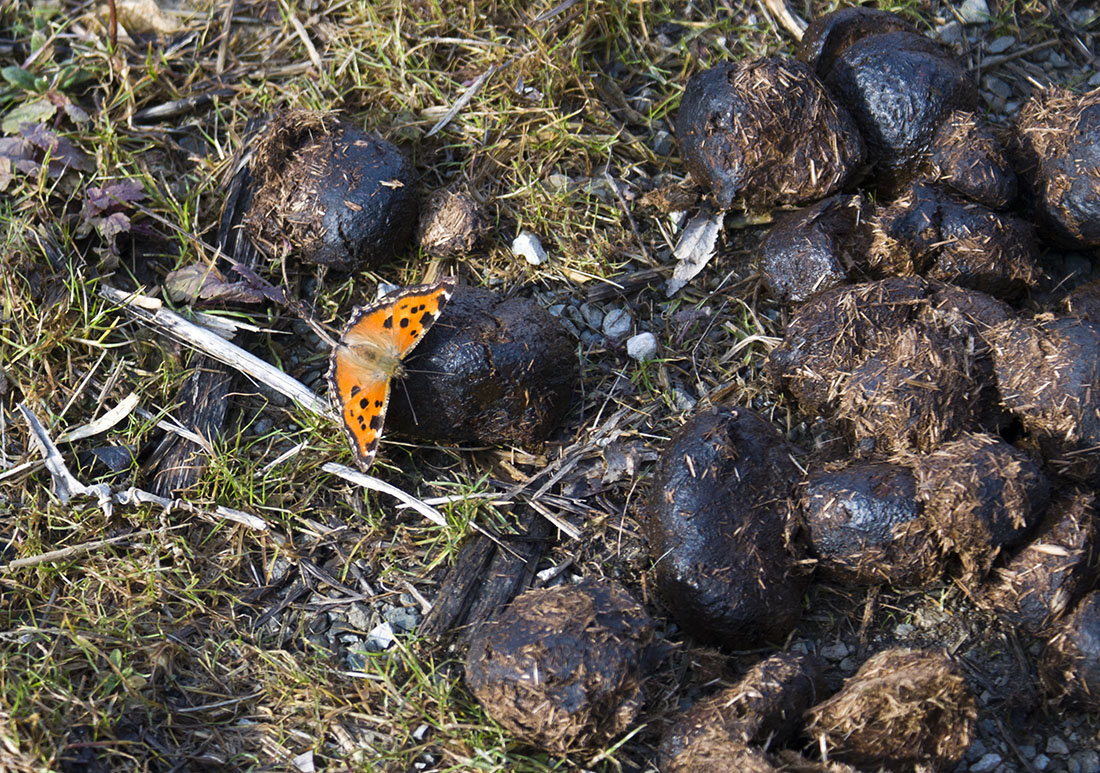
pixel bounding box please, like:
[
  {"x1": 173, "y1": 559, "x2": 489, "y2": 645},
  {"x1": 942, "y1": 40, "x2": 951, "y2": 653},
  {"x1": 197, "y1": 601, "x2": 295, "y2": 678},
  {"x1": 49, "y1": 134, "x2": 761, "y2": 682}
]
[{"x1": 328, "y1": 277, "x2": 455, "y2": 469}]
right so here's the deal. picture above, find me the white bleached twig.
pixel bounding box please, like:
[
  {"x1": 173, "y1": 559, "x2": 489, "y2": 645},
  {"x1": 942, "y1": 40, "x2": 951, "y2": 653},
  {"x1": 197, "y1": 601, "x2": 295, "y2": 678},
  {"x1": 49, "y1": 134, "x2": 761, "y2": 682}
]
[
  {"x1": 56, "y1": 392, "x2": 140, "y2": 443},
  {"x1": 99, "y1": 285, "x2": 333, "y2": 419}
]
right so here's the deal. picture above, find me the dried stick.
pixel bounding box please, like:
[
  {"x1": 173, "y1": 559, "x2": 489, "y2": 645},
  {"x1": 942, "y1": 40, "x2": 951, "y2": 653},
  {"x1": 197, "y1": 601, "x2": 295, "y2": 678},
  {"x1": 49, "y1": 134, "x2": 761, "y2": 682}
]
[{"x1": 98, "y1": 285, "x2": 332, "y2": 418}]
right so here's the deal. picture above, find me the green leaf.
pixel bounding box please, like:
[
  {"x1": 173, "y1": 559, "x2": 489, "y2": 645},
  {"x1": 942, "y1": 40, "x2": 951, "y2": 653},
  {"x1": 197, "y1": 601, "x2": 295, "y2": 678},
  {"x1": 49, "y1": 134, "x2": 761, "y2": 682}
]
[
  {"x1": 2, "y1": 66, "x2": 37, "y2": 91},
  {"x1": 1, "y1": 98, "x2": 56, "y2": 134}
]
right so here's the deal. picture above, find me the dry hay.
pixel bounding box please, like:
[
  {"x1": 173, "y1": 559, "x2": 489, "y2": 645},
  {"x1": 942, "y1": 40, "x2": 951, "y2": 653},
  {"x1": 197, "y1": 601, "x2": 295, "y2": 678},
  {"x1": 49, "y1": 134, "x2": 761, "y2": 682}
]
[
  {"x1": 836, "y1": 323, "x2": 979, "y2": 454},
  {"x1": 910, "y1": 431, "x2": 1051, "y2": 585},
  {"x1": 464, "y1": 578, "x2": 657, "y2": 755},
  {"x1": 1011, "y1": 87, "x2": 1100, "y2": 247},
  {"x1": 989, "y1": 314, "x2": 1100, "y2": 483},
  {"x1": 805, "y1": 648, "x2": 977, "y2": 771},
  {"x1": 658, "y1": 652, "x2": 824, "y2": 769},
  {"x1": 981, "y1": 488, "x2": 1100, "y2": 636}
]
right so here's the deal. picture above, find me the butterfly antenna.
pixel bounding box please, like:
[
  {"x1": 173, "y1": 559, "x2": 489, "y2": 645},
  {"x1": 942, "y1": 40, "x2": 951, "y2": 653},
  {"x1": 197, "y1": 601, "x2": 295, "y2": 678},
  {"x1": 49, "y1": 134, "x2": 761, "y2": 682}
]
[
  {"x1": 229, "y1": 260, "x2": 338, "y2": 347},
  {"x1": 398, "y1": 378, "x2": 420, "y2": 426}
]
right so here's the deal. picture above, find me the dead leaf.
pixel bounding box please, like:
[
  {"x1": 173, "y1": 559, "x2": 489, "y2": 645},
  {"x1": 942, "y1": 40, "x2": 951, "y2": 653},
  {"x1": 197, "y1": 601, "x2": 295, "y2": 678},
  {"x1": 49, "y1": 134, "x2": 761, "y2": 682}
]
[
  {"x1": 83, "y1": 180, "x2": 146, "y2": 219},
  {"x1": 165, "y1": 264, "x2": 266, "y2": 304},
  {"x1": 665, "y1": 209, "x2": 725, "y2": 296},
  {"x1": 21, "y1": 123, "x2": 92, "y2": 171}
]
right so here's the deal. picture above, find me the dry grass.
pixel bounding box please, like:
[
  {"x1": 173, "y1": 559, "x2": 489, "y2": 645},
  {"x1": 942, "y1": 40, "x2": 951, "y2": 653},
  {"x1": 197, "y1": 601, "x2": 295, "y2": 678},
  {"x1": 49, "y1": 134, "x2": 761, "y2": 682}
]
[{"x1": 0, "y1": 0, "x2": 1097, "y2": 770}]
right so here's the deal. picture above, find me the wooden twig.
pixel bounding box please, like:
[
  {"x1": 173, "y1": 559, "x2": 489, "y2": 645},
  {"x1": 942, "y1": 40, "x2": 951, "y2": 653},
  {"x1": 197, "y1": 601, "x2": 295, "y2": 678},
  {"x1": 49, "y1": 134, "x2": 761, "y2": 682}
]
[
  {"x1": 0, "y1": 530, "x2": 159, "y2": 571},
  {"x1": 56, "y1": 392, "x2": 139, "y2": 443},
  {"x1": 16, "y1": 402, "x2": 273, "y2": 535},
  {"x1": 426, "y1": 65, "x2": 498, "y2": 137},
  {"x1": 98, "y1": 285, "x2": 332, "y2": 418}
]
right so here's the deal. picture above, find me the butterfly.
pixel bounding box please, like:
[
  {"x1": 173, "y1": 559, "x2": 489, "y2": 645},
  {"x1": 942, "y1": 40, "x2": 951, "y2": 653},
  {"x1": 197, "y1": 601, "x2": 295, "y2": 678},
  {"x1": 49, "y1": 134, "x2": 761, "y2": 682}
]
[{"x1": 327, "y1": 276, "x2": 455, "y2": 470}]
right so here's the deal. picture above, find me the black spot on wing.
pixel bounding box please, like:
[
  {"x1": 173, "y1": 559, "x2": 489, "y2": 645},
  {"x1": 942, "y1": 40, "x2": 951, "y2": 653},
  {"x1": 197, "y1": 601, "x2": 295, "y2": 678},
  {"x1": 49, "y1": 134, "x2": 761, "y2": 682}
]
[
  {"x1": 359, "y1": 397, "x2": 368, "y2": 409},
  {"x1": 383, "y1": 316, "x2": 393, "y2": 329},
  {"x1": 350, "y1": 385, "x2": 361, "y2": 396},
  {"x1": 369, "y1": 414, "x2": 382, "y2": 430},
  {"x1": 420, "y1": 311, "x2": 435, "y2": 327},
  {"x1": 399, "y1": 317, "x2": 410, "y2": 328}
]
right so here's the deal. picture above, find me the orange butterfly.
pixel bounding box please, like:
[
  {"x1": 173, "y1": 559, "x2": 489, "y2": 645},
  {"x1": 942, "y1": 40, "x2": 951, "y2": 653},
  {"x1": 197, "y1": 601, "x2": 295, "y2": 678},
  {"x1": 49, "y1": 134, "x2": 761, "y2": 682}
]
[{"x1": 327, "y1": 276, "x2": 455, "y2": 470}]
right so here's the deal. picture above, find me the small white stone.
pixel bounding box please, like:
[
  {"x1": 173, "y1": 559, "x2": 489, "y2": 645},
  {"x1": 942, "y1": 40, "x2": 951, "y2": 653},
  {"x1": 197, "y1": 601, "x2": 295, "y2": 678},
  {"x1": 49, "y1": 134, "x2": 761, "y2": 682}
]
[
  {"x1": 1047, "y1": 737, "x2": 1070, "y2": 756},
  {"x1": 971, "y1": 753, "x2": 1002, "y2": 773},
  {"x1": 1034, "y1": 753, "x2": 1051, "y2": 771},
  {"x1": 936, "y1": 21, "x2": 964, "y2": 47},
  {"x1": 626, "y1": 332, "x2": 657, "y2": 361},
  {"x1": 512, "y1": 230, "x2": 548, "y2": 265},
  {"x1": 366, "y1": 621, "x2": 395, "y2": 651},
  {"x1": 959, "y1": 0, "x2": 990, "y2": 24},
  {"x1": 377, "y1": 281, "x2": 400, "y2": 299},
  {"x1": 820, "y1": 641, "x2": 849, "y2": 660}
]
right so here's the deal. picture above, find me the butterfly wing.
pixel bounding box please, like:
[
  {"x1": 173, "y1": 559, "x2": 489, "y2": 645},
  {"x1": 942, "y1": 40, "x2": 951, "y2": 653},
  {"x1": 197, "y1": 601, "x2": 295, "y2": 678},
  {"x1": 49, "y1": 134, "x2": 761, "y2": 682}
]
[
  {"x1": 329, "y1": 345, "x2": 392, "y2": 469},
  {"x1": 328, "y1": 276, "x2": 455, "y2": 469}
]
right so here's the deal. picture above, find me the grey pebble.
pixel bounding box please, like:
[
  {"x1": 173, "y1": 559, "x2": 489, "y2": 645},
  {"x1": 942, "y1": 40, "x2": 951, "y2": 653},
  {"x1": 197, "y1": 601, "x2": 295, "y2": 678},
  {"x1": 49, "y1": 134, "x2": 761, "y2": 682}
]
[
  {"x1": 936, "y1": 21, "x2": 964, "y2": 47},
  {"x1": 1090, "y1": 71, "x2": 1100, "y2": 88},
  {"x1": 1072, "y1": 751, "x2": 1100, "y2": 773},
  {"x1": 1048, "y1": 737, "x2": 1071, "y2": 756},
  {"x1": 603, "y1": 307, "x2": 632, "y2": 339},
  {"x1": 972, "y1": 753, "x2": 1003, "y2": 773},
  {"x1": 383, "y1": 605, "x2": 420, "y2": 632},
  {"x1": 959, "y1": 0, "x2": 990, "y2": 24},
  {"x1": 968, "y1": 739, "x2": 988, "y2": 760},
  {"x1": 651, "y1": 130, "x2": 674, "y2": 156},
  {"x1": 988, "y1": 35, "x2": 1015, "y2": 54},
  {"x1": 983, "y1": 75, "x2": 1012, "y2": 100},
  {"x1": 579, "y1": 302, "x2": 604, "y2": 329},
  {"x1": 579, "y1": 330, "x2": 602, "y2": 347},
  {"x1": 820, "y1": 641, "x2": 849, "y2": 660},
  {"x1": 1034, "y1": 754, "x2": 1052, "y2": 771},
  {"x1": 253, "y1": 418, "x2": 273, "y2": 435},
  {"x1": 672, "y1": 388, "x2": 696, "y2": 412},
  {"x1": 1049, "y1": 51, "x2": 1071, "y2": 69}
]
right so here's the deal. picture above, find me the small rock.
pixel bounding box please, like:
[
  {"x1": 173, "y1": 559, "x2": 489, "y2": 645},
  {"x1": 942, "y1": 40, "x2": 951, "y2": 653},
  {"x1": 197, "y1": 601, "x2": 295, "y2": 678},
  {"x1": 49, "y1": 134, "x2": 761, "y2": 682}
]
[
  {"x1": 983, "y1": 75, "x2": 1012, "y2": 100},
  {"x1": 1090, "y1": 71, "x2": 1100, "y2": 88},
  {"x1": 972, "y1": 752, "x2": 1003, "y2": 772},
  {"x1": 960, "y1": 0, "x2": 990, "y2": 23},
  {"x1": 1048, "y1": 737, "x2": 1071, "y2": 756},
  {"x1": 603, "y1": 308, "x2": 632, "y2": 339},
  {"x1": 346, "y1": 603, "x2": 372, "y2": 631},
  {"x1": 820, "y1": 641, "x2": 849, "y2": 661},
  {"x1": 579, "y1": 303, "x2": 604, "y2": 329},
  {"x1": 672, "y1": 388, "x2": 696, "y2": 412},
  {"x1": 365, "y1": 621, "x2": 395, "y2": 651},
  {"x1": 968, "y1": 739, "x2": 988, "y2": 760},
  {"x1": 895, "y1": 623, "x2": 916, "y2": 637},
  {"x1": 546, "y1": 173, "x2": 571, "y2": 191},
  {"x1": 652, "y1": 130, "x2": 674, "y2": 156},
  {"x1": 988, "y1": 35, "x2": 1015, "y2": 54},
  {"x1": 579, "y1": 330, "x2": 602, "y2": 347},
  {"x1": 1074, "y1": 750, "x2": 1100, "y2": 773},
  {"x1": 626, "y1": 332, "x2": 657, "y2": 361},
  {"x1": 936, "y1": 21, "x2": 964, "y2": 47},
  {"x1": 383, "y1": 606, "x2": 420, "y2": 632},
  {"x1": 1019, "y1": 745, "x2": 1037, "y2": 760},
  {"x1": 512, "y1": 230, "x2": 548, "y2": 265},
  {"x1": 548, "y1": 303, "x2": 565, "y2": 317},
  {"x1": 253, "y1": 418, "x2": 273, "y2": 435},
  {"x1": 1034, "y1": 753, "x2": 1051, "y2": 770}
]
